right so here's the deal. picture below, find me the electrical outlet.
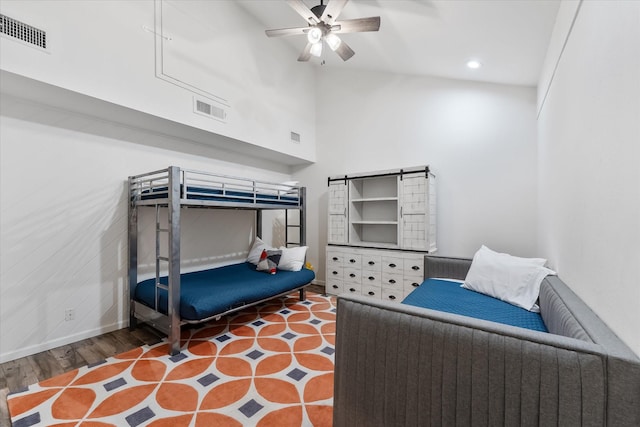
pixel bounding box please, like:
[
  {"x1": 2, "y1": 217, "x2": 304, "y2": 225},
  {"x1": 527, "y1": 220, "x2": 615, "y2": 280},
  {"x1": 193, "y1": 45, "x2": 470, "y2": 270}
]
[{"x1": 64, "y1": 308, "x2": 75, "y2": 321}]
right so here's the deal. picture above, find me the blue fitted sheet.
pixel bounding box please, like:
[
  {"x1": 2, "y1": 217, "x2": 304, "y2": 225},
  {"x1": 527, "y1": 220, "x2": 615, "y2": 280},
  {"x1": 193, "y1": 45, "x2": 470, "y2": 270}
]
[
  {"x1": 402, "y1": 278, "x2": 548, "y2": 332},
  {"x1": 140, "y1": 186, "x2": 300, "y2": 205},
  {"x1": 135, "y1": 262, "x2": 315, "y2": 321}
]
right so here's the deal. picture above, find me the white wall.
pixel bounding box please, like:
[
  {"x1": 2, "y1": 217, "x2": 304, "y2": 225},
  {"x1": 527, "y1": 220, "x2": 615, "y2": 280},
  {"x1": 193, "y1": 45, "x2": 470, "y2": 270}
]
[
  {"x1": 0, "y1": 0, "x2": 314, "y2": 362},
  {"x1": 0, "y1": 0, "x2": 316, "y2": 163},
  {"x1": 294, "y1": 67, "x2": 539, "y2": 282},
  {"x1": 537, "y1": 1, "x2": 640, "y2": 356},
  {"x1": 0, "y1": 95, "x2": 292, "y2": 363}
]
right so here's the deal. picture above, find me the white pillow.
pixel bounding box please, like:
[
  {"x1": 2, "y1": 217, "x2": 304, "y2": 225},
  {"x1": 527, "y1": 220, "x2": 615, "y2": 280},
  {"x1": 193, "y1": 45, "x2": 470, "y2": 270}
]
[
  {"x1": 462, "y1": 245, "x2": 555, "y2": 312},
  {"x1": 277, "y1": 246, "x2": 308, "y2": 271},
  {"x1": 247, "y1": 237, "x2": 268, "y2": 265}
]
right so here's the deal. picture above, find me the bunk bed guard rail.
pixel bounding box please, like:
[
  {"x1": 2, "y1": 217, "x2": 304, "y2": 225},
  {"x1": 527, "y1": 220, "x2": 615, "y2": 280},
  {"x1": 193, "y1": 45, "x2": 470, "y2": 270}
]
[{"x1": 130, "y1": 167, "x2": 303, "y2": 207}]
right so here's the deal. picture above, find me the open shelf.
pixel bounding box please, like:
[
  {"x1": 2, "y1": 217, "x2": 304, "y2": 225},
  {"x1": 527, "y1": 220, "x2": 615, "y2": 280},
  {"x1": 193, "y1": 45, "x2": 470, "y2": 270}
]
[
  {"x1": 351, "y1": 221, "x2": 398, "y2": 225},
  {"x1": 351, "y1": 197, "x2": 398, "y2": 203}
]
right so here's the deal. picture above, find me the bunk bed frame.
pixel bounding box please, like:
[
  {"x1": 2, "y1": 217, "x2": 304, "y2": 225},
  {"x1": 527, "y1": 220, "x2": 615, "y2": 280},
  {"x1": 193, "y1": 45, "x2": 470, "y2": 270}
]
[{"x1": 128, "y1": 166, "x2": 307, "y2": 355}]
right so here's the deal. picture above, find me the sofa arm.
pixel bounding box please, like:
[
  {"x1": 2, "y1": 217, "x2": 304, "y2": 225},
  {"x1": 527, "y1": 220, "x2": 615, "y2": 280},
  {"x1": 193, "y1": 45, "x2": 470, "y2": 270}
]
[{"x1": 425, "y1": 255, "x2": 472, "y2": 280}]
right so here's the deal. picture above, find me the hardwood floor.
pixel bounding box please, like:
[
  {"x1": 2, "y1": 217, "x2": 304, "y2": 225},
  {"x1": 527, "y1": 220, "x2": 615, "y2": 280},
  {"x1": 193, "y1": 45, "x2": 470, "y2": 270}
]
[{"x1": 0, "y1": 284, "x2": 326, "y2": 426}]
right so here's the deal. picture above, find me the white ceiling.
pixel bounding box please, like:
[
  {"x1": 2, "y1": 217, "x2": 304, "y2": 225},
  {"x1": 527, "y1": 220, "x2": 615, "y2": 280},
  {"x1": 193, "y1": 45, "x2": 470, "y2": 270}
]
[{"x1": 238, "y1": 0, "x2": 560, "y2": 87}]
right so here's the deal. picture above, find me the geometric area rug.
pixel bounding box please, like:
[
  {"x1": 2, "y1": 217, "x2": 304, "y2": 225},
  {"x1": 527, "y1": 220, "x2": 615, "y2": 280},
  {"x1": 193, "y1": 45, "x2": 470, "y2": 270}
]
[{"x1": 8, "y1": 292, "x2": 336, "y2": 427}]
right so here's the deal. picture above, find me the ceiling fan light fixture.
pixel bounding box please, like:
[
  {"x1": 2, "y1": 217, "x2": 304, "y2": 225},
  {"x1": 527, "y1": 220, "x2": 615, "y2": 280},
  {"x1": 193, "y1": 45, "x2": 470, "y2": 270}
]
[
  {"x1": 466, "y1": 59, "x2": 482, "y2": 69},
  {"x1": 310, "y1": 41, "x2": 323, "y2": 57},
  {"x1": 325, "y1": 33, "x2": 341, "y2": 51},
  {"x1": 307, "y1": 27, "x2": 323, "y2": 44}
]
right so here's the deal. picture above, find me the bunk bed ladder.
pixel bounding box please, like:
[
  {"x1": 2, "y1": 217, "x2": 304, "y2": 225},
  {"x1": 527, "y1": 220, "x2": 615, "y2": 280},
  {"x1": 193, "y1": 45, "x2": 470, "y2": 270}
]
[
  {"x1": 154, "y1": 205, "x2": 170, "y2": 305},
  {"x1": 287, "y1": 188, "x2": 308, "y2": 301},
  {"x1": 157, "y1": 166, "x2": 182, "y2": 356},
  {"x1": 285, "y1": 187, "x2": 306, "y2": 248}
]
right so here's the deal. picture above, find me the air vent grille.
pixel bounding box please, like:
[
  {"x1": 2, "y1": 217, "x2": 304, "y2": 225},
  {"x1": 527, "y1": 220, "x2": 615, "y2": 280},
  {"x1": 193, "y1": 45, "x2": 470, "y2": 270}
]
[
  {"x1": 193, "y1": 97, "x2": 227, "y2": 122},
  {"x1": 0, "y1": 14, "x2": 47, "y2": 49},
  {"x1": 290, "y1": 131, "x2": 301, "y2": 143}
]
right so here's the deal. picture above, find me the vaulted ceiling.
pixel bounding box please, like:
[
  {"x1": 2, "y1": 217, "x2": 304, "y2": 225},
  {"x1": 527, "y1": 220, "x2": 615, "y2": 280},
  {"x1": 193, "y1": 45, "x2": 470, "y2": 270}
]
[{"x1": 238, "y1": 0, "x2": 560, "y2": 87}]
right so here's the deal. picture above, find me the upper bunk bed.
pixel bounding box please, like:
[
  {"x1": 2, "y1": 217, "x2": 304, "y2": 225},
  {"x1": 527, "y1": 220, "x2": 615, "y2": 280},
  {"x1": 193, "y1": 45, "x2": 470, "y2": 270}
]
[
  {"x1": 129, "y1": 166, "x2": 304, "y2": 209},
  {"x1": 127, "y1": 166, "x2": 311, "y2": 355}
]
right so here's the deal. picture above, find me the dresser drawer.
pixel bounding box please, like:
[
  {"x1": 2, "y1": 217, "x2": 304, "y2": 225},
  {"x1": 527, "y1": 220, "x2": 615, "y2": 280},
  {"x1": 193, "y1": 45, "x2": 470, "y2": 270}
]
[
  {"x1": 382, "y1": 256, "x2": 404, "y2": 273},
  {"x1": 327, "y1": 251, "x2": 345, "y2": 268},
  {"x1": 326, "y1": 279, "x2": 344, "y2": 295},
  {"x1": 343, "y1": 267, "x2": 362, "y2": 283},
  {"x1": 344, "y1": 283, "x2": 362, "y2": 295},
  {"x1": 382, "y1": 272, "x2": 404, "y2": 290},
  {"x1": 327, "y1": 266, "x2": 344, "y2": 280},
  {"x1": 382, "y1": 288, "x2": 403, "y2": 303},
  {"x1": 361, "y1": 271, "x2": 381, "y2": 286},
  {"x1": 403, "y1": 277, "x2": 423, "y2": 294},
  {"x1": 362, "y1": 285, "x2": 382, "y2": 300},
  {"x1": 344, "y1": 254, "x2": 362, "y2": 268},
  {"x1": 403, "y1": 257, "x2": 424, "y2": 276},
  {"x1": 361, "y1": 254, "x2": 382, "y2": 271}
]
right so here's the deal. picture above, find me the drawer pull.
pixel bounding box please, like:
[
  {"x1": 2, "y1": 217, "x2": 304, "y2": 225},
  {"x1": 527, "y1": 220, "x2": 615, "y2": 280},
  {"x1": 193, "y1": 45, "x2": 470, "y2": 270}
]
[
  {"x1": 349, "y1": 259, "x2": 356, "y2": 263},
  {"x1": 332, "y1": 257, "x2": 338, "y2": 261},
  {"x1": 389, "y1": 263, "x2": 397, "y2": 268},
  {"x1": 412, "y1": 266, "x2": 420, "y2": 271},
  {"x1": 332, "y1": 284, "x2": 339, "y2": 289},
  {"x1": 349, "y1": 273, "x2": 356, "y2": 278},
  {"x1": 388, "y1": 279, "x2": 396, "y2": 284},
  {"x1": 412, "y1": 282, "x2": 420, "y2": 287},
  {"x1": 349, "y1": 288, "x2": 356, "y2": 292},
  {"x1": 368, "y1": 291, "x2": 376, "y2": 296},
  {"x1": 368, "y1": 276, "x2": 375, "y2": 281},
  {"x1": 388, "y1": 295, "x2": 396, "y2": 300},
  {"x1": 368, "y1": 261, "x2": 375, "y2": 265},
  {"x1": 332, "y1": 271, "x2": 338, "y2": 275}
]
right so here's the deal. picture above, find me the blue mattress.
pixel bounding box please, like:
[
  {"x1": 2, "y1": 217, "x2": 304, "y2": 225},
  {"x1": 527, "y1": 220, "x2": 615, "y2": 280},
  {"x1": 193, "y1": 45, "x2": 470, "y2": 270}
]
[
  {"x1": 402, "y1": 278, "x2": 548, "y2": 332},
  {"x1": 135, "y1": 262, "x2": 315, "y2": 321},
  {"x1": 140, "y1": 186, "x2": 300, "y2": 205}
]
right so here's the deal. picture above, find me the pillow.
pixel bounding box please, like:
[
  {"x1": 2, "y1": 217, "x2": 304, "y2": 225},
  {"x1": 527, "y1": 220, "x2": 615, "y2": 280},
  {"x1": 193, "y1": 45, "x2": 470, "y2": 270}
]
[
  {"x1": 277, "y1": 246, "x2": 308, "y2": 271},
  {"x1": 256, "y1": 249, "x2": 282, "y2": 274},
  {"x1": 462, "y1": 245, "x2": 555, "y2": 312},
  {"x1": 247, "y1": 237, "x2": 268, "y2": 265}
]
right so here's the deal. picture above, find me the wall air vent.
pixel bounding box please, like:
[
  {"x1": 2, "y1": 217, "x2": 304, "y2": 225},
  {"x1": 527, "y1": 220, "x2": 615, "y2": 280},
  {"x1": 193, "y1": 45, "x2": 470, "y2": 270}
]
[
  {"x1": 290, "y1": 131, "x2": 301, "y2": 143},
  {"x1": 0, "y1": 14, "x2": 47, "y2": 49},
  {"x1": 193, "y1": 96, "x2": 227, "y2": 122}
]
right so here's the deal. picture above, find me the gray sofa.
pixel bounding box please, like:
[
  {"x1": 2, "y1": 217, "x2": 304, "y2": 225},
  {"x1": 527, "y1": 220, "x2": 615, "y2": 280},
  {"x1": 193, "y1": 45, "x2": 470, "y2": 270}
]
[{"x1": 333, "y1": 256, "x2": 640, "y2": 426}]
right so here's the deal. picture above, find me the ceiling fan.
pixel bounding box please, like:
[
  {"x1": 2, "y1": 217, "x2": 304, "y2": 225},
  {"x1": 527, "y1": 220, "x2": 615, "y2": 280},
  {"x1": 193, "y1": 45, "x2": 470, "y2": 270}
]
[{"x1": 265, "y1": 0, "x2": 381, "y2": 62}]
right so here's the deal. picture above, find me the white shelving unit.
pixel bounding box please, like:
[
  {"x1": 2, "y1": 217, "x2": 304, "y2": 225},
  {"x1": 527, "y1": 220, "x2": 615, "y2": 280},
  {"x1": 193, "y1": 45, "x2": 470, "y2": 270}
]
[{"x1": 326, "y1": 166, "x2": 437, "y2": 300}]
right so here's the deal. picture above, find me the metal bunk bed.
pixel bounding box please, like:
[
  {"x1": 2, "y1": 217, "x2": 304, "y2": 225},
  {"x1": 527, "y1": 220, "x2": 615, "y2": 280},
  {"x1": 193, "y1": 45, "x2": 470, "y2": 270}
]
[{"x1": 128, "y1": 166, "x2": 308, "y2": 355}]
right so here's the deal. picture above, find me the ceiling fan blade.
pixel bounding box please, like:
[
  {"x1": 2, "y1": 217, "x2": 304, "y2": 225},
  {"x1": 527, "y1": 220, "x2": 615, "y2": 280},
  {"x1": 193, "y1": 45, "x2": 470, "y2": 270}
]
[
  {"x1": 333, "y1": 16, "x2": 381, "y2": 33},
  {"x1": 265, "y1": 26, "x2": 309, "y2": 38},
  {"x1": 334, "y1": 39, "x2": 355, "y2": 61},
  {"x1": 297, "y1": 43, "x2": 313, "y2": 62},
  {"x1": 321, "y1": 0, "x2": 349, "y2": 25},
  {"x1": 286, "y1": 0, "x2": 320, "y2": 25}
]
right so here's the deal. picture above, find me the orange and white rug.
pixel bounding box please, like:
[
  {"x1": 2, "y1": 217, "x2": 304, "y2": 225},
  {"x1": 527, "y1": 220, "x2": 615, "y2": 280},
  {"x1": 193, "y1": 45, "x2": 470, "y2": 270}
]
[{"x1": 8, "y1": 293, "x2": 336, "y2": 427}]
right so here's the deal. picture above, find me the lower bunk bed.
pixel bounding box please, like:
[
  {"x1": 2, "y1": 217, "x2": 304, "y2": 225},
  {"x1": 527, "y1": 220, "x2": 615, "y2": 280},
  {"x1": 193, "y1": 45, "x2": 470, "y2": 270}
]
[
  {"x1": 333, "y1": 256, "x2": 640, "y2": 427},
  {"x1": 130, "y1": 263, "x2": 315, "y2": 350}
]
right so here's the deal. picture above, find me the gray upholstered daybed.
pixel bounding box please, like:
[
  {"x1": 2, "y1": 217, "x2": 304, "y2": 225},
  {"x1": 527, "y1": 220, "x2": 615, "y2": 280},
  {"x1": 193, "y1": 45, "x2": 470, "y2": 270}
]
[{"x1": 333, "y1": 256, "x2": 640, "y2": 426}]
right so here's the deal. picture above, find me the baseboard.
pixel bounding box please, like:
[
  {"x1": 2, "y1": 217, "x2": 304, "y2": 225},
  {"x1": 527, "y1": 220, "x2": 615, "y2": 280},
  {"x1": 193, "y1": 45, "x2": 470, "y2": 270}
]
[{"x1": 0, "y1": 320, "x2": 127, "y2": 364}]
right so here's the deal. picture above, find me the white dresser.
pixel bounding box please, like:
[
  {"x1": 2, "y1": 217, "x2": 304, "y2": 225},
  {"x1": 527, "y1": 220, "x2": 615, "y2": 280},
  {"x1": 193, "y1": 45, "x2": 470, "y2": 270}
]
[{"x1": 326, "y1": 246, "x2": 425, "y2": 302}]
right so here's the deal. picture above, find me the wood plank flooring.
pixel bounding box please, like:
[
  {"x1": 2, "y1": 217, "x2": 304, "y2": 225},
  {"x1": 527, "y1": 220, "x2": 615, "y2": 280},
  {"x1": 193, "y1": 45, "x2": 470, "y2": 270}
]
[{"x1": 0, "y1": 284, "x2": 325, "y2": 426}]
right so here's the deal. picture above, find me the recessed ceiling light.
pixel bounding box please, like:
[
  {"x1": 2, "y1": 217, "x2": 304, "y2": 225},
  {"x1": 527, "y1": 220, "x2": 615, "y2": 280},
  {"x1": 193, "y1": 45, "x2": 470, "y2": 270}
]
[{"x1": 466, "y1": 60, "x2": 482, "y2": 69}]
